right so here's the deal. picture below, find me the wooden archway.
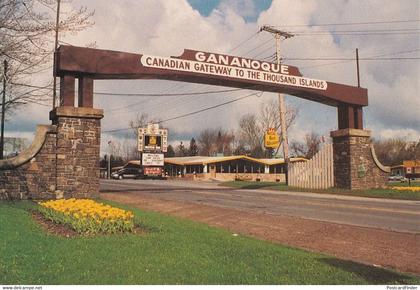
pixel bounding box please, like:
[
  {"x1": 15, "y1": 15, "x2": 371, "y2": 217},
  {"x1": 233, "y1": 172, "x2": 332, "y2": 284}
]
[{"x1": 55, "y1": 45, "x2": 367, "y2": 129}]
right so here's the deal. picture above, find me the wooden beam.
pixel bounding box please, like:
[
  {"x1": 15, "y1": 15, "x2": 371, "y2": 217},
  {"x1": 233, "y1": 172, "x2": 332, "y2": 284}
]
[{"x1": 56, "y1": 45, "x2": 368, "y2": 107}]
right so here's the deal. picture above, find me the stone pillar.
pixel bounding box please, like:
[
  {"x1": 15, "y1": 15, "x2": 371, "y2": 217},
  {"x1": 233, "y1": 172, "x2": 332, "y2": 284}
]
[
  {"x1": 50, "y1": 106, "x2": 104, "y2": 198},
  {"x1": 330, "y1": 129, "x2": 388, "y2": 190}
]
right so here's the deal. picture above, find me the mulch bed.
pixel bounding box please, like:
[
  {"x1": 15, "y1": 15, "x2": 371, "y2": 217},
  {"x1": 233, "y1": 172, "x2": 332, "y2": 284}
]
[{"x1": 31, "y1": 210, "x2": 146, "y2": 237}]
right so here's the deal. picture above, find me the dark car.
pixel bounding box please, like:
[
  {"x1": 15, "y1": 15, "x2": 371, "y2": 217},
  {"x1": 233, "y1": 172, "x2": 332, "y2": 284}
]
[{"x1": 111, "y1": 168, "x2": 144, "y2": 180}]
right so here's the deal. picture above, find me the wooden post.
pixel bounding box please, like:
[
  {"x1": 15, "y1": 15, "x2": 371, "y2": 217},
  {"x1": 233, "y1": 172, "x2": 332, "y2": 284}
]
[
  {"x1": 78, "y1": 77, "x2": 94, "y2": 107},
  {"x1": 60, "y1": 75, "x2": 75, "y2": 107}
]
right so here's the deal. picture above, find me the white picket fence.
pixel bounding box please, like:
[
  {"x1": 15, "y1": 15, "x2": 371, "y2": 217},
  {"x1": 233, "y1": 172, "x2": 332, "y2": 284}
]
[{"x1": 289, "y1": 143, "x2": 334, "y2": 189}]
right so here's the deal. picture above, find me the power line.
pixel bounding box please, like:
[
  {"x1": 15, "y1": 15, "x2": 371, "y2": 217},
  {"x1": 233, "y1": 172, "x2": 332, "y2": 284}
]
[
  {"x1": 289, "y1": 28, "x2": 420, "y2": 34},
  {"x1": 250, "y1": 44, "x2": 275, "y2": 59},
  {"x1": 10, "y1": 83, "x2": 249, "y2": 96},
  {"x1": 94, "y1": 87, "x2": 246, "y2": 97},
  {"x1": 103, "y1": 91, "x2": 263, "y2": 133},
  {"x1": 294, "y1": 31, "x2": 420, "y2": 37},
  {"x1": 299, "y1": 48, "x2": 420, "y2": 69},
  {"x1": 228, "y1": 31, "x2": 261, "y2": 53},
  {"x1": 272, "y1": 19, "x2": 420, "y2": 28},
  {"x1": 285, "y1": 57, "x2": 420, "y2": 61},
  {"x1": 241, "y1": 37, "x2": 273, "y2": 56},
  {"x1": 106, "y1": 87, "x2": 243, "y2": 114},
  {"x1": 159, "y1": 91, "x2": 262, "y2": 123},
  {"x1": 286, "y1": 48, "x2": 420, "y2": 61}
]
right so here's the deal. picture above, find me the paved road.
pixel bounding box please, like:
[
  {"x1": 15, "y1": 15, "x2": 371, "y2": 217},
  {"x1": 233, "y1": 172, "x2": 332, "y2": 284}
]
[{"x1": 100, "y1": 179, "x2": 420, "y2": 233}]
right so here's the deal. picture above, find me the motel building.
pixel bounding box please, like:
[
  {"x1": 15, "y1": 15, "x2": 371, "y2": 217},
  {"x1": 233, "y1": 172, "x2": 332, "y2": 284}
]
[
  {"x1": 390, "y1": 160, "x2": 420, "y2": 179},
  {"x1": 163, "y1": 156, "x2": 307, "y2": 182}
]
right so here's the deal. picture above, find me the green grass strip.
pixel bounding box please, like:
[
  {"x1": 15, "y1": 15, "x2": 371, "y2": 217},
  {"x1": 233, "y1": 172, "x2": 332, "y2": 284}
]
[
  {"x1": 0, "y1": 201, "x2": 418, "y2": 284},
  {"x1": 221, "y1": 181, "x2": 420, "y2": 200}
]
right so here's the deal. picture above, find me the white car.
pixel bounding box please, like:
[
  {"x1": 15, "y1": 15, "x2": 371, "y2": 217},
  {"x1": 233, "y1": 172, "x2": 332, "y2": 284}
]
[{"x1": 388, "y1": 175, "x2": 408, "y2": 182}]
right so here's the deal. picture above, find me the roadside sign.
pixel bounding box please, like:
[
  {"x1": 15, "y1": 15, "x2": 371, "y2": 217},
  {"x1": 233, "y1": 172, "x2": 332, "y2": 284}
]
[
  {"x1": 142, "y1": 153, "x2": 164, "y2": 166},
  {"x1": 138, "y1": 123, "x2": 168, "y2": 152},
  {"x1": 144, "y1": 167, "x2": 163, "y2": 176},
  {"x1": 264, "y1": 128, "x2": 280, "y2": 149}
]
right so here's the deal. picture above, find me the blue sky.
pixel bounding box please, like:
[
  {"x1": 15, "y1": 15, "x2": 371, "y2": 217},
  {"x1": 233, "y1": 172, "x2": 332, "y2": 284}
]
[
  {"x1": 187, "y1": 0, "x2": 272, "y2": 22},
  {"x1": 187, "y1": 0, "x2": 222, "y2": 16}
]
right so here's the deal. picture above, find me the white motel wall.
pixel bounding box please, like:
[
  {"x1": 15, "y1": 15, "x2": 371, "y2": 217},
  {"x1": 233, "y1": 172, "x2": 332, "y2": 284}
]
[{"x1": 163, "y1": 155, "x2": 307, "y2": 182}]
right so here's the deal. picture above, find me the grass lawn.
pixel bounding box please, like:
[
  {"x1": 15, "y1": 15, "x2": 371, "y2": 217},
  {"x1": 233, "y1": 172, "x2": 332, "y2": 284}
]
[
  {"x1": 221, "y1": 181, "x2": 420, "y2": 200},
  {"x1": 0, "y1": 201, "x2": 419, "y2": 285}
]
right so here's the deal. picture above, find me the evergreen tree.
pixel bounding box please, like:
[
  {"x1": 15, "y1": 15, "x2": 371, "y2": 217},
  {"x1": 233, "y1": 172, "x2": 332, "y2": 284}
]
[
  {"x1": 176, "y1": 142, "x2": 187, "y2": 157},
  {"x1": 165, "y1": 145, "x2": 176, "y2": 157},
  {"x1": 189, "y1": 138, "x2": 199, "y2": 156}
]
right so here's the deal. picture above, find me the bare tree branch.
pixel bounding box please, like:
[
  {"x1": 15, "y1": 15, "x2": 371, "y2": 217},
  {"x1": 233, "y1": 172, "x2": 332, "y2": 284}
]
[{"x1": 0, "y1": 0, "x2": 94, "y2": 119}]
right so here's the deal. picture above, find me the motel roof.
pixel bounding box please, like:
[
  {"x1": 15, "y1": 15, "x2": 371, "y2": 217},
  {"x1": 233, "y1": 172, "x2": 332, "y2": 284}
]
[
  {"x1": 391, "y1": 160, "x2": 420, "y2": 169},
  {"x1": 164, "y1": 155, "x2": 307, "y2": 166}
]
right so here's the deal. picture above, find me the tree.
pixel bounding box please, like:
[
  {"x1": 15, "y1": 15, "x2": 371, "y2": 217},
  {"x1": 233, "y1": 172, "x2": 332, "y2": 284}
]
[
  {"x1": 176, "y1": 141, "x2": 187, "y2": 157},
  {"x1": 237, "y1": 113, "x2": 261, "y2": 153},
  {"x1": 100, "y1": 154, "x2": 125, "y2": 169},
  {"x1": 259, "y1": 99, "x2": 298, "y2": 139},
  {"x1": 198, "y1": 128, "x2": 234, "y2": 156},
  {"x1": 165, "y1": 144, "x2": 175, "y2": 157},
  {"x1": 198, "y1": 128, "x2": 217, "y2": 156},
  {"x1": 1, "y1": 0, "x2": 94, "y2": 117},
  {"x1": 237, "y1": 99, "x2": 298, "y2": 158},
  {"x1": 129, "y1": 113, "x2": 149, "y2": 138},
  {"x1": 290, "y1": 132, "x2": 322, "y2": 159},
  {"x1": 373, "y1": 138, "x2": 420, "y2": 166},
  {"x1": 188, "y1": 137, "x2": 199, "y2": 156},
  {"x1": 216, "y1": 129, "x2": 235, "y2": 155}
]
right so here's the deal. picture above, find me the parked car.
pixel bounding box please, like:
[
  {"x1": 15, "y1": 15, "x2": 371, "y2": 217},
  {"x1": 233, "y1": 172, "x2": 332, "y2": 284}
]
[
  {"x1": 111, "y1": 168, "x2": 144, "y2": 180},
  {"x1": 388, "y1": 175, "x2": 408, "y2": 182}
]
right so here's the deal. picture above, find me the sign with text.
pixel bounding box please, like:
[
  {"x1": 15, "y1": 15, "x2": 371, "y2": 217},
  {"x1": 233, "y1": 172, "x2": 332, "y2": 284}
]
[
  {"x1": 138, "y1": 123, "x2": 168, "y2": 152},
  {"x1": 264, "y1": 128, "x2": 280, "y2": 149},
  {"x1": 142, "y1": 153, "x2": 164, "y2": 166},
  {"x1": 144, "y1": 167, "x2": 163, "y2": 176},
  {"x1": 57, "y1": 46, "x2": 369, "y2": 109},
  {"x1": 141, "y1": 50, "x2": 327, "y2": 91}
]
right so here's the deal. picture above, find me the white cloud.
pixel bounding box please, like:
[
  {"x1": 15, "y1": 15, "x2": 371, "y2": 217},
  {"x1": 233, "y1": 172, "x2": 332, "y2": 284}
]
[
  {"x1": 6, "y1": 0, "x2": 420, "y2": 152},
  {"x1": 373, "y1": 128, "x2": 420, "y2": 141}
]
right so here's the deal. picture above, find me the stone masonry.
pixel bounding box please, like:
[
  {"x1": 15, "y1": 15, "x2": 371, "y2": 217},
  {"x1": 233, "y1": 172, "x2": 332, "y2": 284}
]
[
  {"x1": 331, "y1": 129, "x2": 389, "y2": 190},
  {"x1": 0, "y1": 126, "x2": 57, "y2": 199},
  {"x1": 0, "y1": 107, "x2": 103, "y2": 200},
  {"x1": 50, "y1": 107, "x2": 103, "y2": 199}
]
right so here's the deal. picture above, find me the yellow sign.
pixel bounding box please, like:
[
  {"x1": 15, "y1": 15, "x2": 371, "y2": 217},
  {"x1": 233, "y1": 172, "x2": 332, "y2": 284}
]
[
  {"x1": 148, "y1": 136, "x2": 157, "y2": 145},
  {"x1": 264, "y1": 128, "x2": 279, "y2": 149}
]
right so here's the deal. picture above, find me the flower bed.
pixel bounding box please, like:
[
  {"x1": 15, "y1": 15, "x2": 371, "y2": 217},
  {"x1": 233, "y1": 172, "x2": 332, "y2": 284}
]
[
  {"x1": 391, "y1": 186, "x2": 420, "y2": 192},
  {"x1": 38, "y1": 198, "x2": 134, "y2": 235}
]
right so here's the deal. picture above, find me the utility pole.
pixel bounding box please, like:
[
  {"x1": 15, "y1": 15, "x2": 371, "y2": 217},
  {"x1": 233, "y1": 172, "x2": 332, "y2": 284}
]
[
  {"x1": 260, "y1": 25, "x2": 294, "y2": 184},
  {"x1": 356, "y1": 48, "x2": 360, "y2": 87},
  {"x1": 107, "y1": 141, "x2": 112, "y2": 179},
  {"x1": 1, "y1": 59, "x2": 7, "y2": 160},
  {"x1": 52, "y1": 0, "x2": 61, "y2": 109}
]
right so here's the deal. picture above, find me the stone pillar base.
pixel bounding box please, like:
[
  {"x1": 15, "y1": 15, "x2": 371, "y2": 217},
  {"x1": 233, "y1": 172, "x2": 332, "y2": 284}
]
[
  {"x1": 50, "y1": 106, "x2": 104, "y2": 198},
  {"x1": 330, "y1": 129, "x2": 389, "y2": 190}
]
